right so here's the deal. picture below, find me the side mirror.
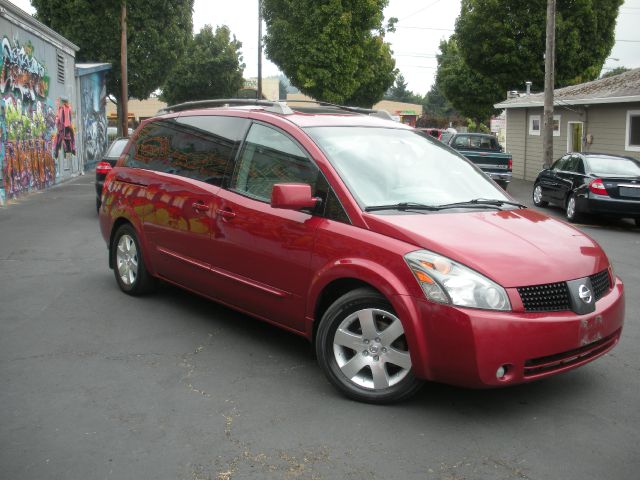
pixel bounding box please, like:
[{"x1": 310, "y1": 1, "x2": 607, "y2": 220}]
[{"x1": 271, "y1": 183, "x2": 321, "y2": 210}]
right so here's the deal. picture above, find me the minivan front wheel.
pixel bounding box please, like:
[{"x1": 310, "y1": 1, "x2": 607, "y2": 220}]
[
  {"x1": 316, "y1": 288, "x2": 422, "y2": 403},
  {"x1": 111, "y1": 224, "x2": 155, "y2": 295}
]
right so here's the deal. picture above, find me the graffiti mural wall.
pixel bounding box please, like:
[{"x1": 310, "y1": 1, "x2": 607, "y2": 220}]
[
  {"x1": 79, "y1": 71, "x2": 108, "y2": 169},
  {"x1": 0, "y1": 35, "x2": 76, "y2": 205}
]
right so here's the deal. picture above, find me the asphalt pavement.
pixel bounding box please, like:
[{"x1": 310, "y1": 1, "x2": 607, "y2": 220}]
[{"x1": 1, "y1": 175, "x2": 638, "y2": 480}]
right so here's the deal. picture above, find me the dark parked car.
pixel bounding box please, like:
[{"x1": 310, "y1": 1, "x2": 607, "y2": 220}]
[
  {"x1": 95, "y1": 138, "x2": 129, "y2": 210},
  {"x1": 533, "y1": 152, "x2": 640, "y2": 225},
  {"x1": 98, "y1": 100, "x2": 624, "y2": 403},
  {"x1": 446, "y1": 133, "x2": 512, "y2": 189}
]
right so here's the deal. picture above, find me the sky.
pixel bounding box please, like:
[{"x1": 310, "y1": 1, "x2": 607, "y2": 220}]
[{"x1": 8, "y1": 0, "x2": 640, "y2": 96}]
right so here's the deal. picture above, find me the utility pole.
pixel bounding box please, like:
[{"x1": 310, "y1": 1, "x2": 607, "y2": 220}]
[
  {"x1": 120, "y1": 0, "x2": 129, "y2": 138},
  {"x1": 542, "y1": 0, "x2": 555, "y2": 166},
  {"x1": 257, "y1": 0, "x2": 263, "y2": 99}
]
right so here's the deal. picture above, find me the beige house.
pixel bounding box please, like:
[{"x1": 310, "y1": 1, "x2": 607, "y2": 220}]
[
  {"x1": 287, "y1": 93, "x2": 423, "y2": 126},
  {"x1": 106, "y1": 97, "x2": 167, "y2": 123},
  {"x1": 495, "y1": 68, "x2": 640, "y2": 181}
]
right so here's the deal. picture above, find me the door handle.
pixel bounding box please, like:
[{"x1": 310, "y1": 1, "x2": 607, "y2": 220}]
[
  {"x1": 192, "y1": 201, "x2": 210, "y2": 213},
  {"x1": 218, "y1": 208, "x2": 236, "y2": 220}
]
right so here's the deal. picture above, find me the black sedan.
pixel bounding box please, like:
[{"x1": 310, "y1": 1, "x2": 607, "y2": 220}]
[
  {"x1": 95, "y1": 138, "x2": 129, "y2": 211},
  {"x1": 532, "y1": 152, "x2": 640, "y2": 225}
]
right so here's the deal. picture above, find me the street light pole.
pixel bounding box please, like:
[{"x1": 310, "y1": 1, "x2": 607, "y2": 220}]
[
  {"x1": 257, "y1": 0, "x2": 263, "y2": 99},
  {"x1": 542, "y1": 0, "x2": 556, "y2": 166},
  {"x1": 120, "y1": 0, "x2": 129, "y2": 138}
]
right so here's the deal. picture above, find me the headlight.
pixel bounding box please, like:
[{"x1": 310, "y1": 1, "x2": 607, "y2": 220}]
[{"x1": 404, "y1": 250, "x2": 511, "y2": 311}]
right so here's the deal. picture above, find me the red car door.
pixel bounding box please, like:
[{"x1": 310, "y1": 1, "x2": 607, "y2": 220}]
[
  {"x1": 209, "y1": 123, "x2": 323, "y2": 332},
  {"x1": 129, "y1": 116, "x2": 248, "y2": 294}
]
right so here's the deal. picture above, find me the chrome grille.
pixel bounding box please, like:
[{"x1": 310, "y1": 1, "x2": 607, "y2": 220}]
[
  {"x1": 517, "y1": 282, "x2": 570, "y2": 312},
  {"x1": 590, "y1": 270, "x2": 611, "y2": 302},
  {"x1": 517, "y1": 270, "x2": 611, "y2": 313}
]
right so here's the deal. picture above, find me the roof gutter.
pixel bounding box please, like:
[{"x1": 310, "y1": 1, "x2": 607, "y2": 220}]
[{"x1": 495, "y1": 95, "x2": 640, "y2": 109}]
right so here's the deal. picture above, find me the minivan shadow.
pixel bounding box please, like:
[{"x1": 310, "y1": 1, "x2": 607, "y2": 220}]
[{"x1": 154, "y1": 280, "x2": 600, "y2": 413}]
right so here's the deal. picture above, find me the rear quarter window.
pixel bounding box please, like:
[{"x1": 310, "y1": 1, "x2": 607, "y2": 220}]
[{"x1": 125, "y1": 116, "x2": 249, "y2": 185}]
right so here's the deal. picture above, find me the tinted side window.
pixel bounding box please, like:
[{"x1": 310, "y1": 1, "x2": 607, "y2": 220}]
[
  {"x1": 564, "y1": 156, "x2": 579, "y2": 172},
  {"x1": 125, "y1": 116, "x2": 249, "y2": 185},
  {"x1": 125, "y1": 121, "x2": 174, "y2": 171},
  {"x1": 551, "y1": 156, "x2": 569, "y2": 171},
  {"x1": 232, "y1": 123, "x2": 319, "y2": 201}
]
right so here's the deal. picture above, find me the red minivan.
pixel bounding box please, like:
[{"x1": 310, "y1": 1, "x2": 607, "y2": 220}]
[{"x1": 99, "y1": 101, "x2": 624, "y2": 403}]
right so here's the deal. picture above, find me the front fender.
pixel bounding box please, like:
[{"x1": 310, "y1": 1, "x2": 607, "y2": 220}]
[{"x1": 304, "y1": 257, "x2": 433, "y2": 378}]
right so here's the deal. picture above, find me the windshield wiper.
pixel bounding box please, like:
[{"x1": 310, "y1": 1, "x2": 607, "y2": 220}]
[
  {"x1": 435, "y1": 198, "x2": 527, "y2": 210},
  {"x1": 364, "y1": 202, "x2": 440, "y2": 212}
]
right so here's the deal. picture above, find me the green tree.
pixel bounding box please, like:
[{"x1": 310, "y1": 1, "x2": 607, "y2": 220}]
[
  {"x1": 435, "y1": 37, "x2": 502, "y2": 127},
  {"x1": 601, "y1": 66, "x2": 631, "y2": 79},
  {"x1": 32, "y1": 0, "x2": 193, "y2": 103},
  {"x1": 262, "y1": 0, "x2": 397, "y2": 107},
  {"x1": 387, "y1": 73, "x2": 410, "y2": 101},
  {"x1": 455, "y1": 0, "x2": 623, "y2": 92},
  {"x1": 161, "y1": 25, "x2": 245, "y2": 106},
  {"x1": 423, "y1": 81, "x2": 457, "y2": 119}
]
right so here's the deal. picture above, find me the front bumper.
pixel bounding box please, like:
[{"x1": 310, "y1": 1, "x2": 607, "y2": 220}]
[{"x1": 403, "y1": 277, "x2": 624, "y2": 388}]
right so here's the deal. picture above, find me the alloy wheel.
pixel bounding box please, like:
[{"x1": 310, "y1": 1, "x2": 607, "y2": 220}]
[
  {"x1": 332, "y1": 308, "x2": 411, "y2": 390},
  {"x1": 116, "y1": 234, "x2": 139, "y2": 287}
]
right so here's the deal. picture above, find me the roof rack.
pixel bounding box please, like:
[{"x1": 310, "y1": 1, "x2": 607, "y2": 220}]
[
  {"x1": 158, "y1": 99, "x2": 294, "y2": 115},
  {"x1": 286, "y1": 99, "x2": 395, "y2": 120},
  {"x1": 157, "y1": 98, "x2": 394, "y2": 121}
]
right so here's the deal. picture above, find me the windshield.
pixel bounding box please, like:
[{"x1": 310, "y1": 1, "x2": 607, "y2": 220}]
[
  {"x1": 306, "y1": 126, "x2": 508, "y2": 209},
  {"x1": 587, "y1": 156, "x2": 640, "y2": 176}
]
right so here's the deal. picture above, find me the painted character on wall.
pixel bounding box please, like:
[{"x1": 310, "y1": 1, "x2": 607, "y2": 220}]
[
  {"x1": 80, "y1": 72, "x2": 107, "y2": 168},
  {"x1": 54, "y1": 98, "x2": 75, "y2": 157}
]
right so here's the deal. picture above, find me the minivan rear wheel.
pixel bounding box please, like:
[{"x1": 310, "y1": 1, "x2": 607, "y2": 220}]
[
  {"x1": 315, "y1": 288, "x2": 422, "y2": 404},
  {"x1": 111, "y1": 224, "x2": 156, "y2": 295}
]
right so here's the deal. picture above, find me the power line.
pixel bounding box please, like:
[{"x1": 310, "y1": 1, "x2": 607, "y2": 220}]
[
  {"x1": 395, "y1": 26, "x2": 454, "y2": 32},
  {"x1": 398, "y1": 0, "x2": 443, "y2": 22}
]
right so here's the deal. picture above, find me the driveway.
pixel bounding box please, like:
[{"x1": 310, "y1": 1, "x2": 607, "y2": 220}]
[{"x1": 1, "y1": 176, "x2": 638, "y2": 480}]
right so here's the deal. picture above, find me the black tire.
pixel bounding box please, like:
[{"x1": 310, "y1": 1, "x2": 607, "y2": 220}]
[
  {"x1": 110, "y1": 224, "x2": 156, "y2": 295},
  {"x1": 315, "y1": 288, "x2": 422, "y2": 404},
  {"x1": 565, "y1": 193, "x2": 582, "y2": 223},
  {"x1": 532, "y1": 183, "x2": 548, "y2": 207},
  {"x1": 497, "y1": 180, "x2": 509, "y2": 191},
  {"x1": 96, "y1": 196, "x2": 101, "y2": 212}
]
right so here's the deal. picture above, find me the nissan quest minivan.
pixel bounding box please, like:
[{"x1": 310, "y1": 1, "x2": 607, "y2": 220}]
[{"x1": 99, "y1": 100, "x2": 624, "y2": 403}]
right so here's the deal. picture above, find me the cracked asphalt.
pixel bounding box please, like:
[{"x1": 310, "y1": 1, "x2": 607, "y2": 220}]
[{"x1": 1, "y1": 176, "x2": 638, "y2": 480}]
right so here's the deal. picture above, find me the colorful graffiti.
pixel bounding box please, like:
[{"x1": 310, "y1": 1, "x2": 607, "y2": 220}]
[
  {"x1": 0, "y1": 37, "x2": 49, "y2": 102},
  {"x1": 0, "y1": 96, "x2": 56, "y2": 201},
  {"x1": 80, "y1": 72, "x2": 107, "y2": 168},
  {"x1": 0, "y1": 36, "x2": 74, "y2": 205}
]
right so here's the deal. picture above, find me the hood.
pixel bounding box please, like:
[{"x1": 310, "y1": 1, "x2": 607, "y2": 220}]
[{"x1": 364, "y1": 209, "x2": 609, "y2": 288}]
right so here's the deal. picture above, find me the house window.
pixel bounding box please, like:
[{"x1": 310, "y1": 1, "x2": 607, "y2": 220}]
[
  {"x1": 529, "y1": 115, "x2": 541, "y2": 135},
  {"x1": 553, "y1": 115, "x2": 561, "y2": 137},
  {"x1": 626, "y1": 110, "x2": 640, "y2": 152}
]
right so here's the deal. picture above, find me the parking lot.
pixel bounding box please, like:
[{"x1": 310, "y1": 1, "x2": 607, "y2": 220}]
[{"x1": 1, "y1": 176, "x2": 638, "y2": 480}]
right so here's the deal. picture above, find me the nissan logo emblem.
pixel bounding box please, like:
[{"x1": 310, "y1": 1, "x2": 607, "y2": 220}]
[{"x1": 578, "y1": 284, "x2": 593, "y2": 304}]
